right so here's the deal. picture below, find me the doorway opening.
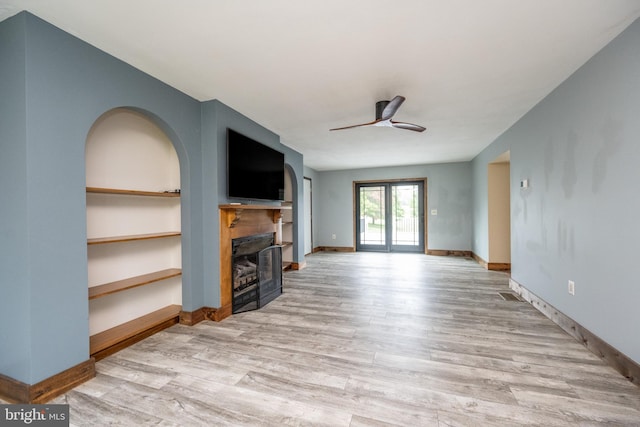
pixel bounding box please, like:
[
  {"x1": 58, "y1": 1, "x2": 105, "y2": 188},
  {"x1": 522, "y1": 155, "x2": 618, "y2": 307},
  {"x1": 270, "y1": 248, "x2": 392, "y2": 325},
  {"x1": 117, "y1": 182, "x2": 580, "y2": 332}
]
[
  {"x1": 304, "y1": 177, "x2": 313, "y2": 255},
  {"x1": 488, "y1": 151, "x2": 511, "y2": 270}
]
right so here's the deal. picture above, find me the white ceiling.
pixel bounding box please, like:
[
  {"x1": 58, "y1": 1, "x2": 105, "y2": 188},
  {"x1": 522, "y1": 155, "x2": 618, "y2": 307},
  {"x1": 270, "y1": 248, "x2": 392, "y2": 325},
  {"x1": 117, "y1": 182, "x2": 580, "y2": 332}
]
[{"x1": 2, "y1": 1, "x2": 639, "y2": 171}]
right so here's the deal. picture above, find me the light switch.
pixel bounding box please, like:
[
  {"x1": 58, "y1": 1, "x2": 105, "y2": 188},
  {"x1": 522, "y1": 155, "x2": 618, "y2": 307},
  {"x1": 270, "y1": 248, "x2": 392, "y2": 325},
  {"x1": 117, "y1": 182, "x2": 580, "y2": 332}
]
[{"x1": 431, "y1": 209, "x2": 438, "y2": 216}]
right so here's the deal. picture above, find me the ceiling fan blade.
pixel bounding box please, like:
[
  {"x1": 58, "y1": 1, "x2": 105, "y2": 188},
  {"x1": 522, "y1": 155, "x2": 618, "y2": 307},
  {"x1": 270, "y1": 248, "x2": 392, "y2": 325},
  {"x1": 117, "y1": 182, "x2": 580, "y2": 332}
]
[
  {"x1": 390, "y1": 121, "x2": 426, "y2": 132},
  {"x1": 380, "y1": 95, "x2": 406, "y2": 120},
  {"x1": 330, "y1": 119, "x2": 380, "y2": 131},
  {"x1": 331, "y1": 96, "x2": 425, "y2": 132}
]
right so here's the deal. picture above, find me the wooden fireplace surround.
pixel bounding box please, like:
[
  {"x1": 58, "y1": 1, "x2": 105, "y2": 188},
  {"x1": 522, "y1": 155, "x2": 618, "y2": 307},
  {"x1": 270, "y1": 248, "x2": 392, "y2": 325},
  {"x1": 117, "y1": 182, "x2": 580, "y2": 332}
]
[{"x1": 217, "y1": 204, "x2": 290, "y2": 320}]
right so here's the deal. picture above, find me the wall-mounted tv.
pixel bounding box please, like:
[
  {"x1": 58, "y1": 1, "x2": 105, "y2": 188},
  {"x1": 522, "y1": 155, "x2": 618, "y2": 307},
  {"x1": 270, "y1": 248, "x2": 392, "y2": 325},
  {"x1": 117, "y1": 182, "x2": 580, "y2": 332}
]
[{"x1": 227, "y1": 128, "x2": 285, "y2": 201}]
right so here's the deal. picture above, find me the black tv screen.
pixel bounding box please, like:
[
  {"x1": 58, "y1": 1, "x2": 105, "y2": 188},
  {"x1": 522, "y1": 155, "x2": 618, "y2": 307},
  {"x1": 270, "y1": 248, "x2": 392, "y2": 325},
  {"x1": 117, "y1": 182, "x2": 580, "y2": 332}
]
[{"x1": 227, "y1": 128, "x2": 285, "y2": 201}]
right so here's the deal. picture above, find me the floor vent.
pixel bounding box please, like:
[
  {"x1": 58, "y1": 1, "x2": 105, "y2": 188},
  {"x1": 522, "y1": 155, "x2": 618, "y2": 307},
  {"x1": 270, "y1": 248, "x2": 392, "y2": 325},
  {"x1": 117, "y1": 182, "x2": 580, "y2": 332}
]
[{"x1": 498, "y1": 292, "x2": 523, "y2": 302}]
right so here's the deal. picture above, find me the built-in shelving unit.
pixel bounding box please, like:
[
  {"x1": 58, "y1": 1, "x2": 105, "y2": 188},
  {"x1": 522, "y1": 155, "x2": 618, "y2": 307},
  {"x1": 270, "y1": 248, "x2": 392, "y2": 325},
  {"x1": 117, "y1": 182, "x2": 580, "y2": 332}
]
[
  {"x1": 85, "y1": 108, "x2": 182, "y2": 359},
  {"x1": 281, "y1": 196, "x2": 293, "y2": 269},
  {"x1": 281, "y1": 167, "x2": 294, "y2": 270},
  {"x1": 86, "y1": 185, "x2": 182, "y2": 358}
]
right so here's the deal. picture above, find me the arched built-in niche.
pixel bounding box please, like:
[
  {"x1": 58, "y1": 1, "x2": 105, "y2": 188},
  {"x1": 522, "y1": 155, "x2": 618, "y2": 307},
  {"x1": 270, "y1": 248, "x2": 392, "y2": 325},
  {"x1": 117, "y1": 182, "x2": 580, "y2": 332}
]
[
  {"x1": 281, "y1": 164, "x2": 296, "y2": 269},
  {"x1": 85, "y1": 108, "x2": 182, "y2": 357}
]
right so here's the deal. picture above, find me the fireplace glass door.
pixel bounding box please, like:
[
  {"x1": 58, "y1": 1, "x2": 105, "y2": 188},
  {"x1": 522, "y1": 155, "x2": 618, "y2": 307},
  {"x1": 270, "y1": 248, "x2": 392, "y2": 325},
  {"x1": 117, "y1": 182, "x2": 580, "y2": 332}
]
[
  {"x1": 258, "y1": 245, "x2": 282, "y2": 307},
  {"x1": 231, "y1": 233, "x2": 282, "y2": 314}
]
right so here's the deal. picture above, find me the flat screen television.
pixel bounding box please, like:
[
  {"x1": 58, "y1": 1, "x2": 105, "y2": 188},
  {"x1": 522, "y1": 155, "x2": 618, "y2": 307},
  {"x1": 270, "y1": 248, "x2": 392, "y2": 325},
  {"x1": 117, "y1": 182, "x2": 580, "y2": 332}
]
[{"x1": 227, "y1": 128, "x2": 285, "y2": 201}]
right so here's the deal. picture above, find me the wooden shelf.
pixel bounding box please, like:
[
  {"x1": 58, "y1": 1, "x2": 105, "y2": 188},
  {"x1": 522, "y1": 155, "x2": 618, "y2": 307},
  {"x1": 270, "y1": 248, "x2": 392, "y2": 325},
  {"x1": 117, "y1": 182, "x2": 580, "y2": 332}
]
[
  {"x1": 281, "y1": 241, "x2": 293, "y2": 247},
  {"x1": 89, "y1": 268, "x2": 182, "y2": 300},
  {"x1": 87, "y1": 231, "x2": 181, "y2": 245},
  {"x1": 87, "y1": 187, "x2": 180, "y2": 197},
  {"x1": 282, "y1": 221, "x2": 293, "y2": 225},
  {"x1": 89, "y1": 305, "x2": 181, "y2": 356}
]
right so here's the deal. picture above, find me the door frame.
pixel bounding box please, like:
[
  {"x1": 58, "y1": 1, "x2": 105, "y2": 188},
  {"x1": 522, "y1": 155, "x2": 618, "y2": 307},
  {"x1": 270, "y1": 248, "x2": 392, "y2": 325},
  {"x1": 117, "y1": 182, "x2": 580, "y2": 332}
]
[
  {"x1": 353, "y1": 177, "x2": 428, "y2": 253},
  {"x1": 303, "y1": 176, "x2": 313, "y2": 255},
  {"x1": 488, "y1": 151, "x2": 511, "y2": 270}
]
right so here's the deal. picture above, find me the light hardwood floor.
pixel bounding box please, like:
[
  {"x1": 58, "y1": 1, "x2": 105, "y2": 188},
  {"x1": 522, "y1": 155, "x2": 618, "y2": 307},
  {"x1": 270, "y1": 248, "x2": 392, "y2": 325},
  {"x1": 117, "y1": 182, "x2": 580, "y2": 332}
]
[{"x1": 53, "y1": 252, "x2": 640, "y2": 425}]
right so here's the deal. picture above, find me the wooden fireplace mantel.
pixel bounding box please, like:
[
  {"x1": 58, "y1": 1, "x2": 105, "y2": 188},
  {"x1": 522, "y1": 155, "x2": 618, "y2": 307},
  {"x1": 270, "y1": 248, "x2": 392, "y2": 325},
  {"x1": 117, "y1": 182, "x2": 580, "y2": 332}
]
[
  {"x1": 217, "y1": 204, "x2": 291, "y2": 320},
  {"x1": 219, "y1": 204, "x2": 290, "y2": 228}
]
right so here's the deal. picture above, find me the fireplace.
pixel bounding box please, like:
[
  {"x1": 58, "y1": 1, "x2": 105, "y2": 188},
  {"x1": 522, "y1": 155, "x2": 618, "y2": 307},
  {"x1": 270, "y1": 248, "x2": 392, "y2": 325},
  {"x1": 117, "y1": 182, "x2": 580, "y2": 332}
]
[
  {"x1": 232, "y1": 233, "x2": 283, "y2": 313},
  {"x1": 218, "y1": 204, "x2": 289, "y2": 321}
]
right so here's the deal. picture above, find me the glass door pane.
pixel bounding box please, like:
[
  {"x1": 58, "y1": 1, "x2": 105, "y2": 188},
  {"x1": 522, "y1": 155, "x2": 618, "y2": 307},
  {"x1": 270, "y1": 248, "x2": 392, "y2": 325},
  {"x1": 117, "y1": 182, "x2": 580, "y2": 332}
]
[
  {"x1": 357, "y1": 185, "x2": 386, "y2": 250},
  {"x1": 390, "y1": 184, "x2": 423, "y2": 251}
]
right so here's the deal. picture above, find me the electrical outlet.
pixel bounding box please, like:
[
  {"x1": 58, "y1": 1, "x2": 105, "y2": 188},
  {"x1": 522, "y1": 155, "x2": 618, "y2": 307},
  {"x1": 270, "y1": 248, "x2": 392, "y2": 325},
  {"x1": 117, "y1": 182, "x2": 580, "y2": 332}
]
[
  {"x1": 568, "y1": 280, "x2": 575, "y2": 296},
  {"x1": 331, "y1": 234, "x2": 336, "y2": 240}
]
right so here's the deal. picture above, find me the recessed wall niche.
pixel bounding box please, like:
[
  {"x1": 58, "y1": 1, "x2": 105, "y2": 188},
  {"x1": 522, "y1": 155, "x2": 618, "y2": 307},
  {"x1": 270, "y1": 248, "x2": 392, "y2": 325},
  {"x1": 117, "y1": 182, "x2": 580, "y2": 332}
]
[{"x1": 85, "y1": 108, "x2": 182, "y2": 355}]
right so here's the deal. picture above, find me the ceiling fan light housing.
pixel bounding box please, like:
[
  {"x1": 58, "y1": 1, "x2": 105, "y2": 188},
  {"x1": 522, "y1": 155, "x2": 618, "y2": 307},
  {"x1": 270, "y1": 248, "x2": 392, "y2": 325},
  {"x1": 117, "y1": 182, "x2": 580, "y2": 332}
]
[{"x1": 373, "y1": 119, "x2": 393, "y2": 127}]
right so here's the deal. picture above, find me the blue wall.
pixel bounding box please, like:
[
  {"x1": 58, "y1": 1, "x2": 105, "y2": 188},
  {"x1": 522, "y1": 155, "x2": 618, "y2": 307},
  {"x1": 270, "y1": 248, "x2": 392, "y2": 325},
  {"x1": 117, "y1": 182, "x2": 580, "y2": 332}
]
[
  {"x1": 0, "y1": 12, "x2": 30, "y2": 384},
  {"x1": 0, "y1": 12, "x2": 304, "y2": 385},
  {"x1": 313, "y1": 162, "x2": 472, "y2": 251},
  {"x1": 472, "y1": 18, "x2": 640, "y2": 364}
]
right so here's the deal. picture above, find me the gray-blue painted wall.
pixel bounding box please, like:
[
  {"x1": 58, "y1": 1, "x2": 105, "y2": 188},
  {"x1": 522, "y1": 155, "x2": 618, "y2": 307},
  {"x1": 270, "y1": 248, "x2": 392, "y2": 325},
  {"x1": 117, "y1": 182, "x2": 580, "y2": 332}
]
[
  {"x1": 472, "y1": 18, "x2": 640, "y2": 363},
  {"x1": 314, "y1": 163, "x2": 472, "y2": 250},
  {"x1": 0, "y1": 12, "x2": 30, "y2": 385},
  {"x1": 0, "y1": 12, "x2": 304, "y2": 385}
]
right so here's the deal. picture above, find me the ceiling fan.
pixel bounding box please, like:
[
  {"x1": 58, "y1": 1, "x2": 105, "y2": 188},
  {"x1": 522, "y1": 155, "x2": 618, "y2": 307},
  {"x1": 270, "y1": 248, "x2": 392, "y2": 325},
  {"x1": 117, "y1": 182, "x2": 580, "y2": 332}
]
[{"x1": 330, "y1": 95, "x2": 426, "y2": 133}]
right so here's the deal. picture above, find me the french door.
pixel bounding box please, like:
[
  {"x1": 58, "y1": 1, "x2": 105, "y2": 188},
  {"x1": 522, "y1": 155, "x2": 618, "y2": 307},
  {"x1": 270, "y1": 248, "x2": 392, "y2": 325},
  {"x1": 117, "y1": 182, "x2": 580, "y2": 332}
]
[{"x1": 356, "y1": 180, "x2": 425, "y2": 252}]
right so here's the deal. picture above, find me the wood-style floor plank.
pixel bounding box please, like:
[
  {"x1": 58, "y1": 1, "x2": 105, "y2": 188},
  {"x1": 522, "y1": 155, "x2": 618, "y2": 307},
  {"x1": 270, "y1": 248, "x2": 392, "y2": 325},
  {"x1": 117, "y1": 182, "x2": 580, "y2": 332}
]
[{"x1": 42, "y1": 252, "x2": 640, "y2": 425}]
